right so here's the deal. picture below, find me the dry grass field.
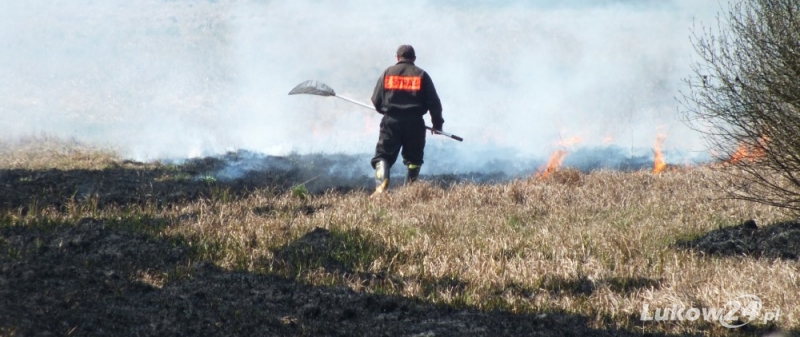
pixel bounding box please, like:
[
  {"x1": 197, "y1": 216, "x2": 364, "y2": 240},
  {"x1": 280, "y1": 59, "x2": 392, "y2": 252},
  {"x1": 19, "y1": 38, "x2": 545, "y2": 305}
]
[{"x1": 1, "y1": 138, "x2": 798, "y2": 336}]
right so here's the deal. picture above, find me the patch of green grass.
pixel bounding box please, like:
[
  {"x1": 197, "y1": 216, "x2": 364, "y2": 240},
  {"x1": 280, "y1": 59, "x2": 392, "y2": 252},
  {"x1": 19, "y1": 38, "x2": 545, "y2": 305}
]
[
  {"x1": 157, "y1": 172, "x2": 192, "y2": 182},
  {"x1": 506, "y1": 214, "x2": 525, "y2": 230},
  {"x1": 370, "y1": 206, "x2": 389, "y2": 225},
  {"x1": 672, "y1": 231, "x2": 704, "y2": 246},
  {"x1": 291, "y1": 184, "x2": 308, "y2": 201},
  {"x1": 186, "y1": 237, "x2": 228, "y2": 261},
  {"x1": 710, "y1": 215, "x2": 737, "y2": 230},
  {"x1": 327, "y1": 229, "x2": 387, "y2": 272},
  {"x1": 273, "y1": 227, "x2": 410, "y2": 279},
  {"x1": 104, "y1": 214, "x2": 170, "y2": 234},
  {"x1": 210, "y1": 186, "x2": 231, "y2": 203},
  {"x1": 0, "y1": 214, "x2": 15, "y2": 228}
]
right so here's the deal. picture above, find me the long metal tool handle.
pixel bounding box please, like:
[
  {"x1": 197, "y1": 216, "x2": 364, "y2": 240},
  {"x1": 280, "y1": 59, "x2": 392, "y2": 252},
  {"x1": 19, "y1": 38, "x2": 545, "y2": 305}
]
[{"x1": 334, "y1": 95, "x2": 464, "y2": 142}]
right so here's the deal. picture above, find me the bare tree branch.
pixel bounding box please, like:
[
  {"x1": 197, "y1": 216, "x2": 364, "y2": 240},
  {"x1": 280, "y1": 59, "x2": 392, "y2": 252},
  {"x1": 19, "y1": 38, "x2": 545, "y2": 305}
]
[{"x1": 680, "y1": 0, "x2": 800, "y2": 212}]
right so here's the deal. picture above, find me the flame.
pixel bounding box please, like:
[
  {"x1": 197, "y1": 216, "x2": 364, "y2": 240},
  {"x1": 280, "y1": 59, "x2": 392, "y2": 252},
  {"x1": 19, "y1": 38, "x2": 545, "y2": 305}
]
[
  {"x1": 602, "y1": 135, "x2": 613, "y2": 145},
  {"x1": 727, "y1": 138, "x2": 767, "y2": 164},
  {"x1": 535, "y1": 134, "x2": 582, "y2": 179},
  {"x1": 728, "y1": 144, "x2": 751, "y2": 163},
  {"x1": 536, "y1": 149, "x2": 569, "y2": 178},
  {"x1": 653, "y1": 134, "x2": 667, "y2": 174}
]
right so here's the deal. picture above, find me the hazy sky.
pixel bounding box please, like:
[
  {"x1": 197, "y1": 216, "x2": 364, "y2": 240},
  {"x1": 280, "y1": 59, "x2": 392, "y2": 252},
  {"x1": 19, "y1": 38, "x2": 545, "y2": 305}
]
[{"x1": 0, "y1": 0, "x2": 721, "y2": 161}]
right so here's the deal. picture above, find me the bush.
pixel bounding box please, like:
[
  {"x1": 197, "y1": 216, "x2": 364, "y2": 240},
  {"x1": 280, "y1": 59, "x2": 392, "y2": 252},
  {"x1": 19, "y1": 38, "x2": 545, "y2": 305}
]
[{"x1": 681, "y1": 0, "x2": 800, "y2": 212}]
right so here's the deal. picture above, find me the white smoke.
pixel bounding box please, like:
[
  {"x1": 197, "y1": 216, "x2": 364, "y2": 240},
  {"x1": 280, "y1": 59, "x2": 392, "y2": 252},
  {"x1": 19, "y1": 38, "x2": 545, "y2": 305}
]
[{"x1": 0, "y1": 0, "x2": 721, "y2": 164}]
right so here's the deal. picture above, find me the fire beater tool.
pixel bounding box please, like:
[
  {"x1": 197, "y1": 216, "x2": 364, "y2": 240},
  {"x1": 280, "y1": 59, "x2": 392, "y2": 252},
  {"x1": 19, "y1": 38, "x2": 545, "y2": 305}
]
[{"x1": 288, "y1": 80, "x2": 463, "y2": 142}]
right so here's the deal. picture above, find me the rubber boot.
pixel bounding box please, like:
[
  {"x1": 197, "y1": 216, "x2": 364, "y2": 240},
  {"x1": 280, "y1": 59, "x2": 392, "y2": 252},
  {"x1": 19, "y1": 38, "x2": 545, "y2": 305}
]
[
  {"x1": 373, "y1": 160, "x2": 390, "y2": 195},
  {"x1": 405, "y1": 164, "x2": 420, "y2": 185}
]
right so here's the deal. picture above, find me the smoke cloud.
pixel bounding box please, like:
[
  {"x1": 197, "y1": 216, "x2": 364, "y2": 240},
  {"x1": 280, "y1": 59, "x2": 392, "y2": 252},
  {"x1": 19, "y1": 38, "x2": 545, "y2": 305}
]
[{"x1": 1, "y1": 0, "x2": 720, "y2": 169}]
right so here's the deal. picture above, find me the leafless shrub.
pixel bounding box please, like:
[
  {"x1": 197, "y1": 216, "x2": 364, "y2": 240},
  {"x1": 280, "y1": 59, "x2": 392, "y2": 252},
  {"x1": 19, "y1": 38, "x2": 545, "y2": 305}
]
[{"x1": 681, "y1": 0, "x2": 800, "y2": 212}]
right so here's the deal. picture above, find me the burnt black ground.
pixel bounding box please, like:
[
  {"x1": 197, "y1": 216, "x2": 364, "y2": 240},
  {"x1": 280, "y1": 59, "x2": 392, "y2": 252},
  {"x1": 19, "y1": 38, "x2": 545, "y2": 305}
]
[
  {"x1": 675, "y1": 219, "x2": 800, "y2": 260},
  {"x1": 0, "y1": 154, "x2": 510, "y2": 214}
]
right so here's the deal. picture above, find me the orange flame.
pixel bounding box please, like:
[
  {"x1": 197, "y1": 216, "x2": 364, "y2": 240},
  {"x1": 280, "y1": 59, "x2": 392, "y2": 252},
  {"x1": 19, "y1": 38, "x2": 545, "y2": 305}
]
[
  {"x1": 536, "y1": 149, "x2": 569, "y2": 178},
  {"x1": 535, "y1": 135, "x2": 582, "y2": 179},
  {"x1": 728, "y1": 144, "x2": 751, "y2": 163},
  {"x1": 653, "y1": 134, "x2": 667, "y2": 174},
  {"x1": 727, "y1": 139, "x2": 766, "y2": 164}
]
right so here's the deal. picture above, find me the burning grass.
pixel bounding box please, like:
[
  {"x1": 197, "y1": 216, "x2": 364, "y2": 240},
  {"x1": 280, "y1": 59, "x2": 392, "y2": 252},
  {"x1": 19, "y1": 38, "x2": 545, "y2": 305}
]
[{"x1": 1, "y1": 139, "x2": 799, "y2": 336}]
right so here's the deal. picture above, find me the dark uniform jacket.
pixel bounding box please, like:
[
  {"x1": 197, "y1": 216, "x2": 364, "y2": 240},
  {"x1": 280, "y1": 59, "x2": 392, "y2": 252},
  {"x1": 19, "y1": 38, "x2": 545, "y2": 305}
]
[{"x1": 371, "y1": 60, "x2": 444, "y2": 129}]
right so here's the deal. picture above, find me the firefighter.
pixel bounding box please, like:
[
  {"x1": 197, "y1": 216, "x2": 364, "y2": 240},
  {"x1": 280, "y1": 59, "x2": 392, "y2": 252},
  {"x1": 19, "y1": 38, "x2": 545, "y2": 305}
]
[{"x1": 371, "y1": 45, "x2": 444, "y2": 194}]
